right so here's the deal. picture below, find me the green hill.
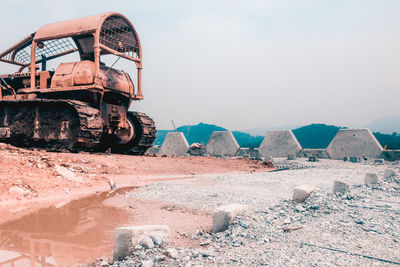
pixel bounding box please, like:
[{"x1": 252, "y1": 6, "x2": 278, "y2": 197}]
[
  {"x1": 292, "y1": 124, "x2": 345, "y2": 149},
  {"x1": 374, "y1": 132, "x2": 400, "y2": 150}
]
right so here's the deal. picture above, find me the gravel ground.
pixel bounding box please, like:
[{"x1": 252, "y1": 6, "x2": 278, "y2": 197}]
[
  {"x1": 127, "y1": 158, "x2": 400, "y2": 212},
  {"x1": 102, "y1": 159, "x2": 400, "y2": 266}
]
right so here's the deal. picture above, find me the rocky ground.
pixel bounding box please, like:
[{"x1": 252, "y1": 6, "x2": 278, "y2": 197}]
[
  {"x1": 99, "y1": 158, "x2": 400, "y2": 266},
  {"x1": 0, "y1": 143, "x2": 269, "y2": 225}
]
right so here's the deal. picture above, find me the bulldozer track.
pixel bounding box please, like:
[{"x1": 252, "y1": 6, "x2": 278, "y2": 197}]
[
  {"x1": 0, "y1": 99, "x2": 103, "y2": 151},
  {"x1": 129, "y1": 111, "x2": 157, "y2": 155},
  {"x1": 0, "y1": 99, "x2": 156, "y2": 154}
]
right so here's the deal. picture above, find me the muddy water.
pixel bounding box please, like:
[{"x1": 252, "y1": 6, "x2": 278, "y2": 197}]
[{"x1": 0, "y1": 188, "x2": 135, "y2": 266}]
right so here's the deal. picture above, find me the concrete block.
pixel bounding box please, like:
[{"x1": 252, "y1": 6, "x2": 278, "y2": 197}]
[
  {"x1": 384, "y1": 169, "x2": 396, "y2": 179},
  {"x1": 235, "y1": 148, "x2": 260, "y2": 159},
  {"x1": 159, "y1": 132, "x2": 189, "y2": 156},
  {"x1": 292, "y1": 184, "x2": 318, "y2": 203},
  {"x1": 327, "y1": 129, "x2": 383, "y2": 160},
  {"x1": 248, "y1": 148, "x2": 260, "y2": 158},
  {"x1": 364, "y1": 173, "x2": 378, "y2": 184},
  {"x1": 333, "y1": 180, "x2": 350, "y2": 194},
  {"x1": 212, "y1": 204, "x2": 249, "y2": 233},
  {"x1": 308, "y1": 156, "x2": 318, "y2": 162},
  {"x1": 205, "y1": 131, "x2": 239, "y2": 157},
  {"x1": 300, "y1": 149, "x2": 330, "y2": 159},
  {"x1": 258, "y1": 130, "x2": 302, "y2": 159},
  {"x1": 349, "y1": 156, "x2": 361, "y2": 163},
  {"x1": 236, "y1": 148, "x2": 250, "y2": 157},
  {"x1": 145, "y1": 146, "x2": 160, "y2": 155},
  {"x1": 113, "y1": 225, "x2": 169, "y2": 261}
]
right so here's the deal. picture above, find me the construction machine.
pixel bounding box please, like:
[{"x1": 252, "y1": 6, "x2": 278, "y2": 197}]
[{"x1": 0, "y1": 12, "x2": 156, "y2": 153}]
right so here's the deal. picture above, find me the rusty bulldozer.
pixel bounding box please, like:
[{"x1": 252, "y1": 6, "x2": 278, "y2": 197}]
[{"x1": 0, "y1": 12, "x2": 156, "y2": 153}]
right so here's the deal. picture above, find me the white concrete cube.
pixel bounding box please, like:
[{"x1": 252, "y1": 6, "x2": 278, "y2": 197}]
[
  {"x1": 212, "y1": 204, "x2": 249, "y2": 233},
  {"x1": 365, "y1": 173, "x2": 378, "y2": 184},
  {"x1": 292, "y1": 184, "x2": 318, "y2": 203},
  {"x1": 113, "y1": 225, "x2": 170, "y2": 261},
  {"x1": 333, "y1": 180, "x2": 349, "y2": 194},
  {"x1": 384, "y1": 169, "x2": 396, "y2": 179}
]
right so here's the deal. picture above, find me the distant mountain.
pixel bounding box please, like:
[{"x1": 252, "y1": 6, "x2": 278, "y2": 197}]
[
  {"x1": 374, "y1": 132, "x2": 400, "y2": 150},
  {"x1": 364, "y1": 116, "x2": 400, "y2": 134}
]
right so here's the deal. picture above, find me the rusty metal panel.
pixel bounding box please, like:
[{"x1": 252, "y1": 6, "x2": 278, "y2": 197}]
[
  {"x1": 51, "y1": 62, "x2": 76, "y2": 87},
  {"x1": 73, "y1": 61, "x2": 95, "y2": 85}
]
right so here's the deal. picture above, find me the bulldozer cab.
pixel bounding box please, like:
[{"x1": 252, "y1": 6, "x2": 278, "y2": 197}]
[{"x1": 0, "y1": 12, "x2": 143, "y2": 103}]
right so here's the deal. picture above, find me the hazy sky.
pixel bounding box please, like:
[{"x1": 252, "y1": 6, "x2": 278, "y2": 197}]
[{"x1": 0, "y1": 0, "x2": 399, "y2": 130}]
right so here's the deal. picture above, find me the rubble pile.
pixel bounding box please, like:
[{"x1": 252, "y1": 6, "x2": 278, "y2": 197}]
[{"x1": 104, "y1": 173, "x2": 400, "y2": 266}]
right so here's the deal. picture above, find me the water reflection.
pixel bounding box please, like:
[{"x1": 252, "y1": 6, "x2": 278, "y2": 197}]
[{"x1": 0, "y1": 189, "x2": 133, "y2": 266}]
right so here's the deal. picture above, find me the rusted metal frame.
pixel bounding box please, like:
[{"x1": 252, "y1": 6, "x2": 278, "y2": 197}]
[
  {"x1": 34, "y1": 30, "x2": 96, "y2": 42},
  {"x1": 18, "y1": 48, "x2": 78, "y2": 72},
  {"x1": 11, "y1": 39, "x2": 33, "y2": 62},
  {"x1": 21, "y1": 85, "x2": 103, "y2": 93},
  {"x1": 93, "y1": 31, "x2": 101, "y2": 87},
  {"x1": 0, "y1": 255, "x2": 25, "y2": 265},
  {"x1": 0, "y1": 58, "x2": 25, "y2": 66},
  {"x1": 30, "y1": 41, "x2": 37, "y2": 89},
  {"x1": 0, "y1": 33, "x2": 34, "y2": 59},
  {"x1": 130, "y1": 21, "x2": 143, "y2": 99},
  {"x1": 99, "y1": 44, "x2": 140, "y2": 63}
]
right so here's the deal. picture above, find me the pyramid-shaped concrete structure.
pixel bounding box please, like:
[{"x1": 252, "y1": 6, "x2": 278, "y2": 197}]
[
  {"x1": 205, "y1": 131, "x2": 239, "y2": 157},
  {"x1": 258, "y1": 130, "x2": 302, "y2": 159},
  {"x1": 327, "y1": 129, "x2": 383, "y2": 159},
  {"x1": 159, "y1": 132, "x2": 189, "y2": 156}
]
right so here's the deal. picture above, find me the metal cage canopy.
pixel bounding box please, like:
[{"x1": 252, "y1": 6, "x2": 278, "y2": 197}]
[
  {"x1": 34, "y1": 12, "x2": 142, "y2": 62},
  {"x1": 29, "y1": 12, "x2": 144, "y2": 98}
]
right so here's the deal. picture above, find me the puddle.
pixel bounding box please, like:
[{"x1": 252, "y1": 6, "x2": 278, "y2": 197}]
[{"x1": 0, "y1": 188, "x2": 136, "y2": 266}]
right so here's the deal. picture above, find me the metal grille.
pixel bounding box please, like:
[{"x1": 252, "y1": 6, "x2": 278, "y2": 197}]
[
  {"x1": 100, "y1": 15, "x2": 139, "y2": 58},
  {"x1": 7, "y1": 37, "x2": 77, "y2": 65}
]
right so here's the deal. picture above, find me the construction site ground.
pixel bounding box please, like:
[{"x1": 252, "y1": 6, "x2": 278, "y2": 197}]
[
  {"x1": 1, "y1": 143, "x2": 399, "y2": 266},
  {"x1": 0, "y1": 143, "x2": 269, "y2": 223}
]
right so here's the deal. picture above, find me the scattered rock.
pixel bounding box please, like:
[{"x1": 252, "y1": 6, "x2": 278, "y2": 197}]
[
  {"x1": 8, "y1": 185, "x2": 31, "y2": 196},
  {"x1": 140, "y1": 236, "x2": 155, "y2": 249},
  {"x1": 165, "y1": 248, "x2": 179, "y2": 259},
  {"x1": 55, "y1": 165, "x2": 83, "y2": 183},
  {"x1": 295, "y1": 204, "x2": 306, "y2": 212},
  {"x1": 293, "y1": 184, "x2": 318, "y2": 203},
  {"x1": 212, "y1": 204, "x2": 249, "y2": 233},
  {"x1": 113, "y1": 225, "x2": 170, "y2": 261},
  {"x1": 140, "y1": 260, "x2": 153, "y2": 267}
]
